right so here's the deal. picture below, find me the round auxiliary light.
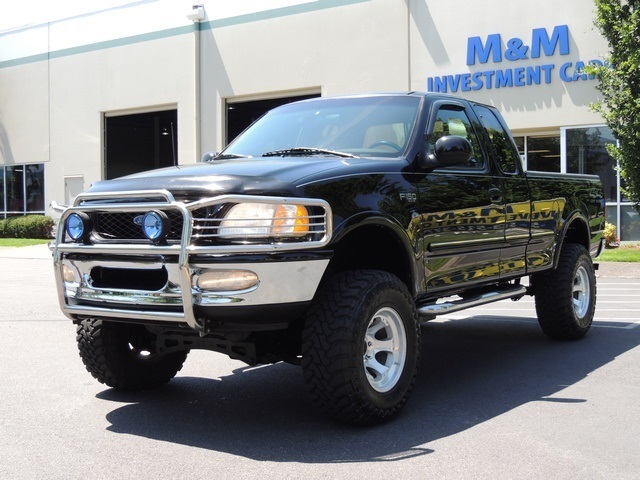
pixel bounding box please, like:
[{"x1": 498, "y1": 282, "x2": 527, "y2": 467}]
[
  {"x1": 141, "y1": 210, "x2": 170, "y2": 242},
  {"x1": 66, "y1": 212, "x2": 91, "y2": 242}
]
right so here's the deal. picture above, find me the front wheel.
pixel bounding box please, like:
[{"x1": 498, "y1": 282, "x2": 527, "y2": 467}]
[
  {"x1": 533, "y1": 243, "x2": 596, "y2": 339},
  {"x1": 76, "y1": 318, "x2": 189, "y2": 390},
  {"x1": 301, "y1": 270, "x2": 420, "y2": 425}
]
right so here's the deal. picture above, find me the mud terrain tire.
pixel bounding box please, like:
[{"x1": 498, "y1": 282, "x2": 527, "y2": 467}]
[{"x1": 301, "y1": 270, "x2": 420, "y2": 425}]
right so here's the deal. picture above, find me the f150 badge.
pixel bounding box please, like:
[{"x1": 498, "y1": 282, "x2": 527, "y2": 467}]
[{"x1": 399, "y1": 192, "x2": 417, "y2": 203}]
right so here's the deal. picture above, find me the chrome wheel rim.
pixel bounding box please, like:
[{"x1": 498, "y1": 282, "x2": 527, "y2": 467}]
[
  {"x1": 363, "y1": 307, "x2": 407, "y2": 393},
  {"x1": 573, "y1": 265, "x2": 591, "y2": 320}
]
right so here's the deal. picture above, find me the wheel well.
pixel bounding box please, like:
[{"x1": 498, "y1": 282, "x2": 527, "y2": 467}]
[
  {"x1": 563, "y1": 216, "x2": 590, "y2": 252},
  {"x1": 328, "y1": 225, "x2": 413, "y2": 293}
]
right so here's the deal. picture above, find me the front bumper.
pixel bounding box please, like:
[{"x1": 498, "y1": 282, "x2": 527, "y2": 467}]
[{"x1": 52, "y1": 190, "x2": 332, "y2": 332}]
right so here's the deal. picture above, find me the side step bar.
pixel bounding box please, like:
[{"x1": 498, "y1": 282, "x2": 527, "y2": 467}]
[{"x1": 417, "y1": 285, "x2": 528, "y2": 319}]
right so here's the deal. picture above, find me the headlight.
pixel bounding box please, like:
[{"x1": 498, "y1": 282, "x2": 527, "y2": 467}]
[
  {"x1": 66, "y1": 212, "x2": 91, "y2": 242},
  {"x1": 218, "y1": 203, "x2": 309, "y2": 238}
]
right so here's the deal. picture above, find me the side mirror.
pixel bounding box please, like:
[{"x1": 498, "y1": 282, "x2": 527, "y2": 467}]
[
  {"x1": 419, "y1": 135, "x2": 472, "y2": 169},
  {"x1": 200, "y1": 151, "x2": 218, "y2": 162}
]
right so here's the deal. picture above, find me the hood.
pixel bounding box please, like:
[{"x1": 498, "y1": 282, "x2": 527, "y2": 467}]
[{"x1": 86, "y1": 156, "x2": 404, "y2": 200}]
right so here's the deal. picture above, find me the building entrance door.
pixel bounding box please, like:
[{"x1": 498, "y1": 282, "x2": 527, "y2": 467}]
[
  {"x1": 104, "y1": 109, "x2": 177, "y2": 180},
  {"x1": 226, "y1": 94, "x2": 319, "y2": 145}
]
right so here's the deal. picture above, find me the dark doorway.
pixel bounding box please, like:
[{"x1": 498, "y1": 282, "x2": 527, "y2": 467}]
[
  {"x1": 226, "y1": 94, "x2": 320, "y2": 145},
  {"x1": 105, "y1": 110, "x2": 177, "y2": 180}
]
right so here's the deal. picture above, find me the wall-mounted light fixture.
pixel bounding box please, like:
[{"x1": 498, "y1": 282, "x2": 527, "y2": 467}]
[{"x1": 187, "y1": 4, "x2": 205, "y2": 22}]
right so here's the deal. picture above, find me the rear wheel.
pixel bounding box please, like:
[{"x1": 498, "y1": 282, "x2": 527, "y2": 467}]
[
  {"x1": 533, "y1": 243, "x2": 596, "y2": 339},
  {"x1": 301, "y1": 270, "x2": 420, "y2": 425},
  {"x1": 76, "y1": 318, "x2": 189, "y2": 390}
]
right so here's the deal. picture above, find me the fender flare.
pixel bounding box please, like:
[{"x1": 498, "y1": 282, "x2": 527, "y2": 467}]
[
  {"x1": 553, "y1": 210, "x2": 591, "y2": 269},
  {"x1": 330, "y1": 212, "x2": 422, "y2": 296}
]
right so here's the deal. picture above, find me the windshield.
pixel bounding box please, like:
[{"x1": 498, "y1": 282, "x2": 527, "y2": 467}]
[{"x1": 221, "y1": 95, "x2": 422, "y2": 159}]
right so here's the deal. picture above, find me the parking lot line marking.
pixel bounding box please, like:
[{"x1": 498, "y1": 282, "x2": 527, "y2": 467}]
[
  {"x1": 431, "y1": 316, "x2": 640, "y2": 330},
  {"x1": 592, "y1": 320, "x2": 640, "y2": 330}
]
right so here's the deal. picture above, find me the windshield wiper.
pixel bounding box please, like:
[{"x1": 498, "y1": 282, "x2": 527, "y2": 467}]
[
  {"x1": 214, "y1": 153, "x2": 247, "y2": 160},
  {"x1": 262, "y1": 147, "x2": 356, "y2": 158}
]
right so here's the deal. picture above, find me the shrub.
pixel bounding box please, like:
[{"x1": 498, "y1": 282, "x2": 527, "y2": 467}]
[
  {"x1": 0, "y1": 215, "x2": 54, "y2": 239},
  {"x1": 603, "y1": 222, "x2": 619, "y2": 248}
]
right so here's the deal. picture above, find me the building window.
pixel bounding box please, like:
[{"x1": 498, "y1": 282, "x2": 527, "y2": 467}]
[
  {"x1": 517, "y1": 127, "x2": 636, "y2": 241},
  {"x1": 0, "y1": 168, "x2": 4, "y2": 217},
  {"x1": 566, "y1": 126, "x2": 617, "y2": 202},
  {"x1": 25, "y1": 164, "x2": 45, "y2": 212},
  {"x1": 620, "y1": 205, "x2": 640, "y2": 241},
  {"x1": 6, "y1": 166, "x2": 24, "y2": 213},
  {"x1": 514, "y1": 136, "x2": 525, "y2": 158},
  {"x1": 562, "y1": 125, "x2": 640, "y2": 241},
  {"x1": 526, "y1": 135, "x2": 561, "y2": 172},
  {"x1": 513, "y1": 134, "x2": 561, "y2": 172},
  {"x1": 1, "y1": 164, "x2": 45, "y2": 218}
]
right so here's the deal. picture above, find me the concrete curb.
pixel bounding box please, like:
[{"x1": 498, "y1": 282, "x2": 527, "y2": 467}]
[{"x1": 595, "y1": 261, "x2": 640, "y2": 279}]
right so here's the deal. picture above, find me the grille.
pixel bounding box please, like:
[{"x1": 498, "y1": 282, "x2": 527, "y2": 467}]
[
  {"x1": 92, "y1": 210, "x2": 184, "y2": 241},
  {"x1": 65, "y1": 194, "x2": 331, "y2": 249},
  {"x1": 88, "y1": 207, "x2": 328, "y2": 244}
]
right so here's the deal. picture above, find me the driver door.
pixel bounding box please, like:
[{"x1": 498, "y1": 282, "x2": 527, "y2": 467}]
[{"x1": 412, "y1": 101, "x2": 506, "y2": 294}]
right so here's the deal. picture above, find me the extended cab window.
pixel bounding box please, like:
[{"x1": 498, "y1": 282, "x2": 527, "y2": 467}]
[
  {"x1": 428, "y1": 105, "x2": 484, "y2": 170},
  {"x1": 474, "y1": 105, "x2": 520, "y2": 174}
]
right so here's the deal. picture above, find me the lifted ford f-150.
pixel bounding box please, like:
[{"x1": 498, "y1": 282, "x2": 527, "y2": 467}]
[{"x1": 52, "y1": 92, "x2": 605, "y2": 424}]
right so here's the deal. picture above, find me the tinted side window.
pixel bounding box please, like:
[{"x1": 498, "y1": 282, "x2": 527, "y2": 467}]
[
  {"x1": 428, "y1": 105, "x2": 484, "y2": 170},
  {"x1": 474, "y1": 105, "x2": 520, "y2": 174}
]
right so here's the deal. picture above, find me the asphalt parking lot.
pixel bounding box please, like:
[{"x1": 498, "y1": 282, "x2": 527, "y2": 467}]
[{"x1": 1, "y1": 245, "x2": 639, "y2": 479}]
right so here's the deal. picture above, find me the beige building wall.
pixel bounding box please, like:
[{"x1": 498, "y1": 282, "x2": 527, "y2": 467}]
[
  {"x1": 46, "y1": 33, "x2": 198, "y2": 197},
  {"x1": 0, "y1": 1, "x2": 200, "y2": 210},
  {"x1": 408, "y1": 0, "x2": 608, "y2": 132},
  {"x1": 198, "y1": 0, "x2": 410, "y2": 153},
  {"x1": 0, "y1": 0, "x2": 609, "y2": 215},
  {"x1": 0, "y1": 60, "x2": 50, "y2": 166}
]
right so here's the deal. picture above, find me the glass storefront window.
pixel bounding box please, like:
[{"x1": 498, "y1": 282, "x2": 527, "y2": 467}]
[
  {"x1": 25, "y1": 164, "x2": 44, "y2": 212},
  {"x1": 620, "y1": 175, "x2": 631, "y2": 203},
  {"x1": 6, "y1": 166, "x2": 24, "y2": 213},
  {"x1": 566, "y1": 126, "x2": 617, "y2": 202},
  {"x1": 519, "y1": 127, "x2": 634, "y2": 241},
  {"x1": 0, "y1": 164, "x2": 45, "y2": 217},
  {"x1": 513, "y1": 136, "x2": 525, "y2": 157},
  {"x1": 562, "y1": 125, "x2": 640, "y2": 241},
  {"x1": 513, "y1": 136, "x2": 525, "y2": 167},
  {"x1": 605, "y1": 205, "x2": 617, "y2": 227},
  {"x1": 0, "y1": 168, "x2": 4, "y2": 214},
  {"x1": 620, "y1": 204, "x2": 640, "y2": 241},
  {"x1": 526, "y1": 135, "x2": 560, "y2": 172}
]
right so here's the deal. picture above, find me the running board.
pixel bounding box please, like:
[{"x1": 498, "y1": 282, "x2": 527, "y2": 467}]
[{"x1": 417, "y1": 285, "x2": 528, "y2": 318}]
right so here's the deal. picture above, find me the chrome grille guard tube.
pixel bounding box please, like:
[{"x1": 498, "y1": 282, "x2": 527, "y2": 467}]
[{"x1": 52, "y1": 189, "x2": 333, "y2": 332}]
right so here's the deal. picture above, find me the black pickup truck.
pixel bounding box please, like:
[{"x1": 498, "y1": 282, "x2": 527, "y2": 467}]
[{"x1": 52, "y1": 92, "x2": 605, "y2": 425}]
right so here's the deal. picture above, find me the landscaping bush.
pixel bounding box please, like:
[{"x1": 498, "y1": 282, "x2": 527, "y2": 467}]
[
  {"x1": 0, "y1": 215, "x2": 54, "y2": 239},
  {"x1": 603, "y1": 222, "x2": 620, "y2": 248}
]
